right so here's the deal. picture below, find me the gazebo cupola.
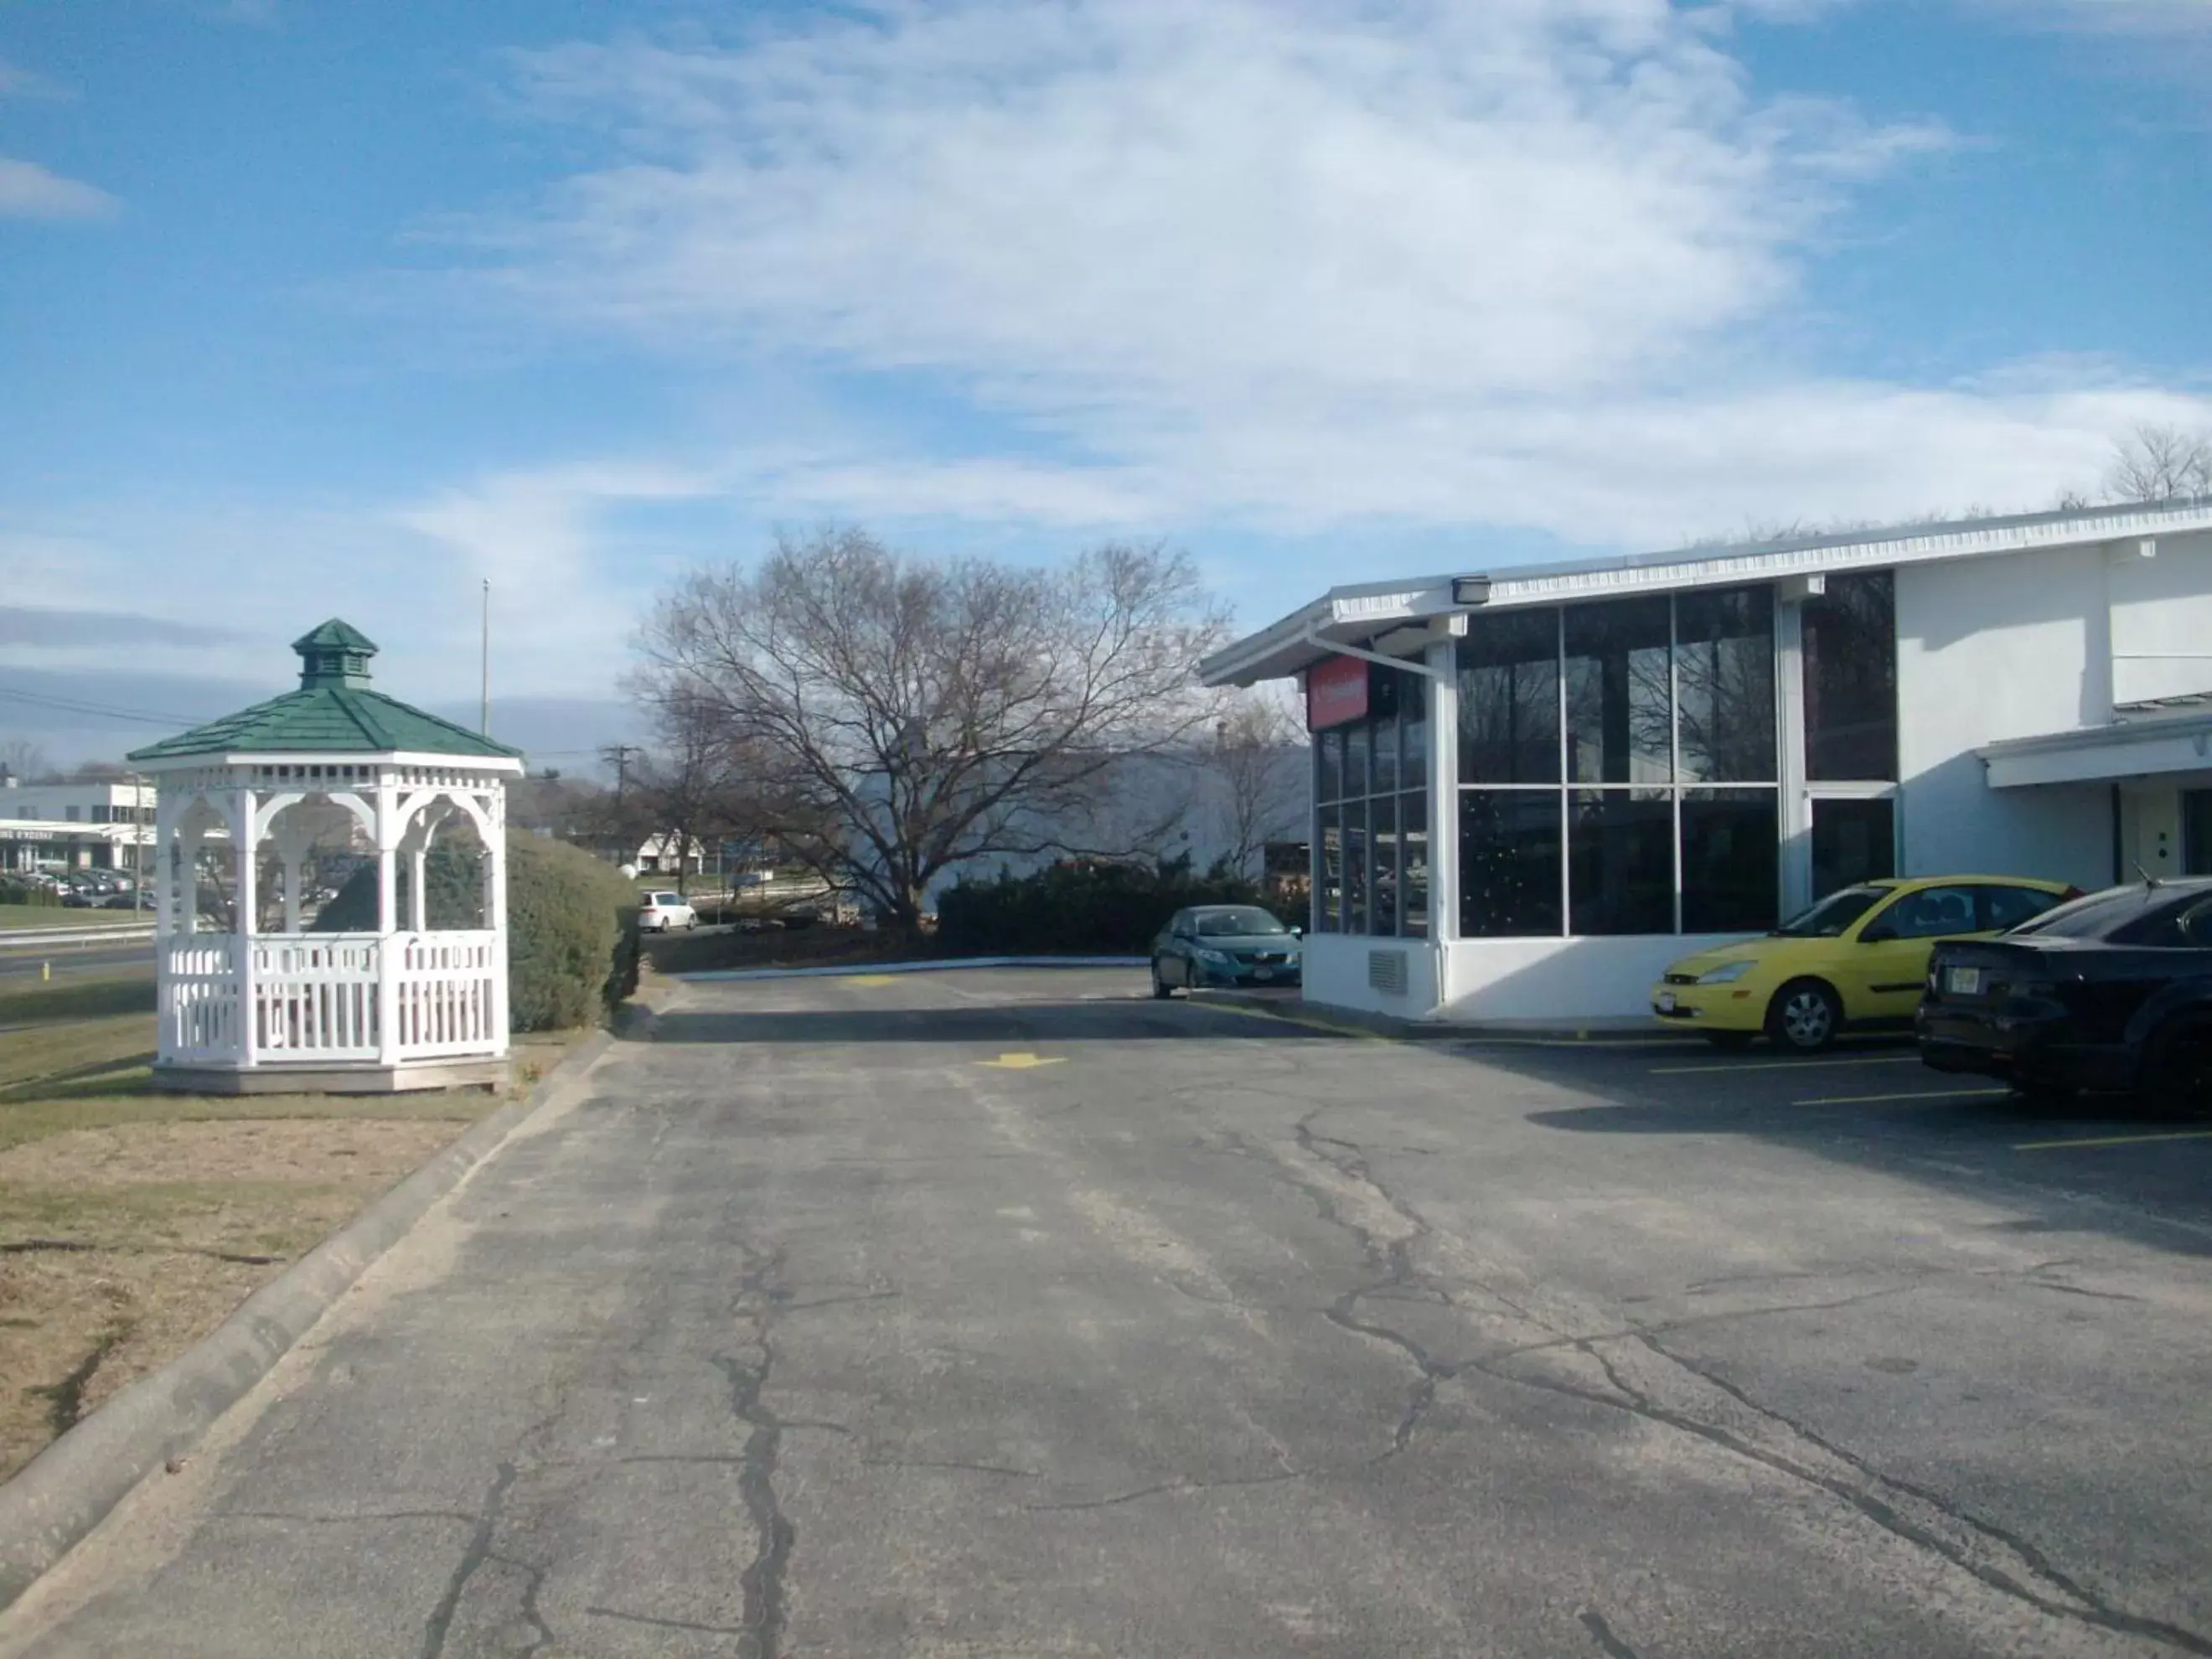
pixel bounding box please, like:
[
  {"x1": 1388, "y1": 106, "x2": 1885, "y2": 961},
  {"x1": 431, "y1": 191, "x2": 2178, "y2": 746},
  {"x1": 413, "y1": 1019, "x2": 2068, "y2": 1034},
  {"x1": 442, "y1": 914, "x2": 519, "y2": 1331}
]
[{"x1": 126, "y1": 621, "x2": 526, "y2": 1093}]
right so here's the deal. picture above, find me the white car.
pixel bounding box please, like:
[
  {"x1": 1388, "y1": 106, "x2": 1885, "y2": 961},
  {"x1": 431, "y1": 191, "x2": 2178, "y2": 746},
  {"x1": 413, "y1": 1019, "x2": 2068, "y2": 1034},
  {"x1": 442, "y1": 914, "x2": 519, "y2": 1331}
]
[{"x1": 639, "y1": 891, "x2": 698, "y2": 933}]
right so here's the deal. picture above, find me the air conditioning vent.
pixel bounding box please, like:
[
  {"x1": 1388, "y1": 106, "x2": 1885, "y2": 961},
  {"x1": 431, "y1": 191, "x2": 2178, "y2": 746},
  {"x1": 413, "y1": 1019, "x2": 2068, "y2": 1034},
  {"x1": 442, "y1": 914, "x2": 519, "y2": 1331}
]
[{"x1": 1368, "y1": 949, "x2": 1408, "y2": 995}]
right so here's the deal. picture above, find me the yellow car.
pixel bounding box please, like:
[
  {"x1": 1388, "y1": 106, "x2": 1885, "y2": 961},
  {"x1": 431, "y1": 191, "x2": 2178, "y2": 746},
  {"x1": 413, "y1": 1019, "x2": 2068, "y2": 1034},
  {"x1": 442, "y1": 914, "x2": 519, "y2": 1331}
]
[{"x1": 1652, "y1": 875, "x2": 2080, "y2": 1052}]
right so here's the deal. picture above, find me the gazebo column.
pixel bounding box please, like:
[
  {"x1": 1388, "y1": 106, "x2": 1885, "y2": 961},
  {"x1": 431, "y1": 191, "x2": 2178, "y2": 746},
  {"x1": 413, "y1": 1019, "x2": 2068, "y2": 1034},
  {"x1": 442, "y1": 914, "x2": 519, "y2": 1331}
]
[
  {"x1": 231, "y1": 788, "x2": 259, "y2": 1067},
  {"x1": 487, "y1": 791, "x2": 509, "y2": 1046},
  {"x1": 375, "y1": 773, "x2": 403, "y2": 1067}
]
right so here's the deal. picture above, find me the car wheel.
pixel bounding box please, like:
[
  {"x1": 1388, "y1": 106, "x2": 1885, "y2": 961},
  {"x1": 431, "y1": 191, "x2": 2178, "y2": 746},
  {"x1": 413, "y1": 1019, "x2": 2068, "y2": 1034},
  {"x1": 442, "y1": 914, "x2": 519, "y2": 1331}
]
[
  {"x1": 1766, "y1": 979, "x2": 1842, "y2": 1053},
  {"x1": 1702, "y1": 1031, "x2": 1757, "y2": 1051},
  {"x1": 1151, "y1": 959, "x2": 1176, "y2": 1000}
]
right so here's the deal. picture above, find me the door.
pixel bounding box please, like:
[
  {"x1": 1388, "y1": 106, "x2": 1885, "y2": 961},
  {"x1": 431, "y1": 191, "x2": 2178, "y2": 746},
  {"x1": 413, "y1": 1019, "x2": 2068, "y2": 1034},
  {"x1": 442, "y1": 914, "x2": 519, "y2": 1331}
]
[
  {"x1": 1165, "y1": 914, "x2": 1196, "y2": 985},
  {"x1": 1810, "y1": 798, "x2": 1895, "y2": 901},
  {"x1": 1836, "y1": 884, "x2": 1981, "y2": 1021}
]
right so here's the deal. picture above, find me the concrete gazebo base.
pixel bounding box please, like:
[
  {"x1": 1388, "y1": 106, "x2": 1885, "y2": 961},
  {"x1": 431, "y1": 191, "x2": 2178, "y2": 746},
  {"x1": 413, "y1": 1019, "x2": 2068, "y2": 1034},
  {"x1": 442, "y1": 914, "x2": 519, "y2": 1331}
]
[{"x1": 150, "y1": 1057, "x2": 510, "y2": 1097}]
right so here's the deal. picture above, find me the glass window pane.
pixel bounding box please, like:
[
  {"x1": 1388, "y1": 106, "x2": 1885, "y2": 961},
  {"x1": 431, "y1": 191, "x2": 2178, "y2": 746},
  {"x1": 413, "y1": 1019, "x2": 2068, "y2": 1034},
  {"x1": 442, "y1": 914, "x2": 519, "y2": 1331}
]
[
  {"x1": 1316, "y1": 730, "x2": 1341, "y2": 805},
  {"x1": 1458, "y1": 611, "x2": 1560, "y2": 784},
  {"x1": 1566, "y1": 597, "x2": 1672, "y2": 784},
  {"x1": 1981, "y1": 884, "x2": 2063, "y2": 933},
  {"x1": 1810, "y1": 798, "x2": 1894, "y2": 899},
  {"x1": 1372, "y1": 712, "x2": 1398, "y2": 795},
  {"x1": 1342, "y1": 798, "x2": 1368, "y2": 935},
  {"x1": 1569, "y1": 789, "x2": 1674, "y2": 935},
  {"x1": 1344, "y1": 724, "x2": 1370, "y2": 804},
  {"x1": 1316, "y1": 805, "x2": 1341, "y2": 931},
  {"x1": 2184, "y1": 788, "x2": 2212, "y2": 876},
  {"x1": 1401, "y1": 790, "x2": 1429, "y2": 938},
  {"x1": 1401, "y1": 677, "x2": 1429, "y2": 791},
  {"x1": 1874, "y1": 884, "x2": 1979, "y2": 942},
  {"x1": 1459, "y1": 790, "x2": 1563, "y2": 937},
  {"x1": 1805, "y1": 571, "x2": 1897, "y2": 780},
  {"x1": 1676, "y1": 587, "x2": 1776, "y2": 783},
  {"x1": 1681, "y1": 789, "x2": 1778, "y2": 933},
  {"x1": 1371, "y1": 794, "x2": 1398, "y2": 937}
]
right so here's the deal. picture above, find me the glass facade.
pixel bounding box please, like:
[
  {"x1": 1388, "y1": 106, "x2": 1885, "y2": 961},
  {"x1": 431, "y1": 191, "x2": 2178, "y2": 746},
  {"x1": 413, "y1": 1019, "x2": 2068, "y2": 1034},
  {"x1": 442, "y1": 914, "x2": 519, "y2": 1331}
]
[
  {"x1": 1804, "y1": 571, "x2": 1898, "y2": 781},
  {"x1": 1454, "y1": 586, "x2": 1783, "y2": 938},
  {"x1": 1311, "y1": 674, "x2": 1429, "y2": 938}
]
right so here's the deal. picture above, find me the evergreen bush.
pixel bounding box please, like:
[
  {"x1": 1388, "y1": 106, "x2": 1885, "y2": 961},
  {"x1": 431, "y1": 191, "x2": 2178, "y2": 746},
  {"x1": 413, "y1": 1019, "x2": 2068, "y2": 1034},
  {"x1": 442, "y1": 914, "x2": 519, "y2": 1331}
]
[{"x1": 934, "y1": 856, "x2": 1269, "y2": 957}]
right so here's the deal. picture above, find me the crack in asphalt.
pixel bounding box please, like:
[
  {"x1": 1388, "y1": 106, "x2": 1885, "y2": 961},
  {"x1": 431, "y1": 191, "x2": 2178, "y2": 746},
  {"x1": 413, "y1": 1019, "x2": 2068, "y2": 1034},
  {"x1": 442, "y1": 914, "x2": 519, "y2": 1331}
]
[
  {"x1": 1272, "y1": 1107, "x2": 2212, "y2": 1656},
  {"x1": 714, "y1": 1246, "x2": 798, "y2": 1659},
  {"x1": 488, "y1": 1551, "x2": 553, "y2": 1659},
  {"x1": 1579, "y1": 1607, "x2": 1646, "y2": 1659},
  {"x1": 860, "y1": 1456, "x2": 1042, "y2": 1480},
  {"x1": 419, "y1": 1460, "x2": 517, "y2": 1659},
  {"x1": 1025, "y1": 1470, "x2": 1305, "y2": 1512},
  {"x1": 586, "y1": 1604, "x2": 754, "y2": 1636},
  {"x1": 1473, "y1": 1336, "x2": 2212, "y2": 1656}
]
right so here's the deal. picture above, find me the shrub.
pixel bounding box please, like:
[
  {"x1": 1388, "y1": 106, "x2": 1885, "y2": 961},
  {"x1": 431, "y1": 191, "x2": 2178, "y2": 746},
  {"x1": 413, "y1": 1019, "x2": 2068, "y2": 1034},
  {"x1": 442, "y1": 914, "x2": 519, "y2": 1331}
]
[
  {"x1": 0, "y1": 881, "x2": 61, "y2": 908},
  {"x1": 934, "y1": 855, "x2": 1267, "y2": 957},
  {"x1": 504, "y1": 832, "x2": 639, "y2": 1031},
  {"x1": 313, "y1": 830, "x2": 638, "y2": 1031}
]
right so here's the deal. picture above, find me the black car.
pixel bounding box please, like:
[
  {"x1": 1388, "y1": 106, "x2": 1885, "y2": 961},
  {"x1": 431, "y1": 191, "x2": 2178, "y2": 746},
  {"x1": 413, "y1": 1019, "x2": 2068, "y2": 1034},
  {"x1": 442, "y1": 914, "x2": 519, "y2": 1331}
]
[{"x1": 1917, "y1": 877, "x2": 2212, "y2": 1103}]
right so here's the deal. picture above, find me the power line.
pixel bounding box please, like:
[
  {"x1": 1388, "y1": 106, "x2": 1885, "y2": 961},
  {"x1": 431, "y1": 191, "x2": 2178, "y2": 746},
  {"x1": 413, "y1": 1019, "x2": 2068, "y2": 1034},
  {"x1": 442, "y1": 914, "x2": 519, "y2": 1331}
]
[{"x1": 0, "y1": 685, "x2": 218, "y2": 726}]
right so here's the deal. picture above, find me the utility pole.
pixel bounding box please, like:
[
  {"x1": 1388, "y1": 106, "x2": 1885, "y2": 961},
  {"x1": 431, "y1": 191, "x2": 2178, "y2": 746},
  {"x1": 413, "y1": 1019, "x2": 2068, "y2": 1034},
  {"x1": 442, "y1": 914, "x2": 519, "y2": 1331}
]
[
  {"x1": 598, "y1": 744, "x2": 637, "y2": 867},
  {"x1": 479, "y1": 578, "x2": 492, "y2": 738}
]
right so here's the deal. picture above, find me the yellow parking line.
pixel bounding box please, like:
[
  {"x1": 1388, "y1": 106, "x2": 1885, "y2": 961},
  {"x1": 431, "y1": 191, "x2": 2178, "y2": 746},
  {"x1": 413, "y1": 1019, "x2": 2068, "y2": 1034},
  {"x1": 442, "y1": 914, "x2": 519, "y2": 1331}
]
[
  {"x1": 1201, "y1": 1000, "x2": 1386, "y2": 1041},
  {"x1": 1651, "y1": 1055, "x2": 1920, "y2": 1076},
  {"x1": 1791, "y1": 1087, "x2": 2013, "y2": 1106},
  {"x1": 848, "y1": 974, "x2": 897, "y2": 987},
  {"x1": 2013, "y1": 1128, "x2": 2212, "y2": 1152}
]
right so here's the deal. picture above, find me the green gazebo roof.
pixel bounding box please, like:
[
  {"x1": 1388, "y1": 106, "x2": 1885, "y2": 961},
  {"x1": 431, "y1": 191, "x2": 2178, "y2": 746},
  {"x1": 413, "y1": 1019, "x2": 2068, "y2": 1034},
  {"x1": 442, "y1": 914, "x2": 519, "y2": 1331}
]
[{"x1": 127, "y1": 621, "x2": 524, "y2": 764}]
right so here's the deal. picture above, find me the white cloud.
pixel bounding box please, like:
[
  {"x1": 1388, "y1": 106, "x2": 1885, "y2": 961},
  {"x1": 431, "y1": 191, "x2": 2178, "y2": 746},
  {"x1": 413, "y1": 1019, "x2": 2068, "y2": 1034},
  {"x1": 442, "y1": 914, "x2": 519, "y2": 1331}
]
[{"x1": 0, "y1": 157, "x2": 116, "y2": 220}]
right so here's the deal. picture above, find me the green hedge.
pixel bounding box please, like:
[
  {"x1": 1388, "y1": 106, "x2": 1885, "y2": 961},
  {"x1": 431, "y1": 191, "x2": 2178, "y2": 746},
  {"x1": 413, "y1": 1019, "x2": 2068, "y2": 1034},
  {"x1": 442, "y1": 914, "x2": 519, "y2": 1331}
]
[
  {"x1": 314, "y1": 830, "x2": 638, "y2": 1031},
  {"x1": 506, "y1": 832, "x2": 639, "y2": 1031},
  {"x1": 0, "y1": 881, "x2": 61, "y2": 908},
  {"x1": 934, "y1": 857, "x2": 1270, "y2": 957}
]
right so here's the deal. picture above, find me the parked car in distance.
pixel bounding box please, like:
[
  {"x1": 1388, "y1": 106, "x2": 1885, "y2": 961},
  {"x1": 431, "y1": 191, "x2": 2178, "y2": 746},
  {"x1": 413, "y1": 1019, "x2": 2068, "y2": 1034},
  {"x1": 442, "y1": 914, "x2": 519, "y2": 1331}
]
[
  {"x1": 1151, "y1": 904, "x2": 1302, "y2": 997},
  {"x1": 1918, "y1": 876, "x2": 2212, "y2": 1103},
  {"x1": 1653, "y1": 875, "x2": 2079, "y2": 1052},
  {"x1": 638, "y1": 891, "x2": 698, "y2": 933}
]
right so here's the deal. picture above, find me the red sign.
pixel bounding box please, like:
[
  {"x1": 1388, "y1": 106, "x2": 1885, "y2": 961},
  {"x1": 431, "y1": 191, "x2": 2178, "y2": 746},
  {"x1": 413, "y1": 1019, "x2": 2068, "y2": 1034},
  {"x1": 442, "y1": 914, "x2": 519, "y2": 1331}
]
[{"x1": 1305, "y1": 655, "x2": 1369, "y2": 731}]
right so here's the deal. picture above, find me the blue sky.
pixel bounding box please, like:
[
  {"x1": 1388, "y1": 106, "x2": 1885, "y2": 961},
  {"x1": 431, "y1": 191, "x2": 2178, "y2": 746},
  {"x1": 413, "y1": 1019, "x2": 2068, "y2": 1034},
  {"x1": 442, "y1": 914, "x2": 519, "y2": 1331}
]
[{"x1": 3, "y1": 0, "x2": 2209, "y2": 769}]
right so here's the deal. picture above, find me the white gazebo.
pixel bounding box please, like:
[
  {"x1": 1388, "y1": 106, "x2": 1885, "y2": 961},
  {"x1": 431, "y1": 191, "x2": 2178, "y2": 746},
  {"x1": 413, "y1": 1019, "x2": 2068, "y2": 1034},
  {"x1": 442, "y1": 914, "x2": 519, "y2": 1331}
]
[{"x1": 127, "y1": 621, "x2": 526, "y2": 1093}]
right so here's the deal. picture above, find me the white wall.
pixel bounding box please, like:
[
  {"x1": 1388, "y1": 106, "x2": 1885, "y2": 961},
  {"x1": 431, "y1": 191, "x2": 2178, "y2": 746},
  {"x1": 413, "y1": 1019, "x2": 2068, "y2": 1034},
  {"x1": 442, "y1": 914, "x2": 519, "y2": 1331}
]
[
  {"x1": 2109, "y1": 529, "x2": 2212, "y2": 706},
  {"x1": 1434, "y1": 934, "x2": 1749, "y2": 1023},
  {"x1": 1303, "y1": 933, "x2": 1440, "y2": 1018},
  {"x1": 1894, "y1": 546, "x2": 2113, "y2": 891}
]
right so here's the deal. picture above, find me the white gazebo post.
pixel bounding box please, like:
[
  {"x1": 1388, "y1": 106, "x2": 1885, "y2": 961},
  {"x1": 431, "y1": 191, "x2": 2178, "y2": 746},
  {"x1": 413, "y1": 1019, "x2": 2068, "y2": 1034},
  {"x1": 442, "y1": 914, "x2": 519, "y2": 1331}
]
[{"x1": 127, "y1": 620, "x2": 525, "y2": 1095}]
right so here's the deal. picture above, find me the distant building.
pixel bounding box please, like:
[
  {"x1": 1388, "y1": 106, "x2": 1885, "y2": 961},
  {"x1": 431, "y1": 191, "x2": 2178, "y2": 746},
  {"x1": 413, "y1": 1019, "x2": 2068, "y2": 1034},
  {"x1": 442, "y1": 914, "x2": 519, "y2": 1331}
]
[
  {"x1": 0, "y1": 776, "x2": 157, "y2": 875},
  {"x1": 1203, "y1": 499, "x2": 2212, "y2": 1022}
]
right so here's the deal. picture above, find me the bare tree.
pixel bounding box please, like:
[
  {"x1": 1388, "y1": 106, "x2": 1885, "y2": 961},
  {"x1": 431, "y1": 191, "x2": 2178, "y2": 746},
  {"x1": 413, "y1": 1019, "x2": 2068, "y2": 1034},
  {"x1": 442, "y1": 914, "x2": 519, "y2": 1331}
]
[
  {"x1": 2106, "y1": 424, "x2": 2212, "y2": 504},
  {"x1": 628, "y1": 685, "x2": 752, "y2": 897},
  {"x1": 1209, "y1": 690, "x2": 1305, "y2": 879},
  {"x1": 639, "y1": 526, "x2": 1228, "y2": 933},
  {"x1": 1, "y1": 740, "x2": 53, "y2": 784}
]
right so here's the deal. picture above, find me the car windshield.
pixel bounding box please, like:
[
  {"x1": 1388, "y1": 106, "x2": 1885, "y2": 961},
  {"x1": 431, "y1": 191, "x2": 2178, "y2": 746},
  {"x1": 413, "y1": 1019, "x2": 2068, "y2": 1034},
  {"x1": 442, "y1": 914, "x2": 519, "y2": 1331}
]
[
  {"x1": 2012, "y1": 883, "x2": 2204, "y2": 940},
  {"x1": 1774, "y1": 886, "x2": 1888, "y2": 938},
  {"x1": 1193, "y1": 907, "x2": 1289, "y2": 938}
]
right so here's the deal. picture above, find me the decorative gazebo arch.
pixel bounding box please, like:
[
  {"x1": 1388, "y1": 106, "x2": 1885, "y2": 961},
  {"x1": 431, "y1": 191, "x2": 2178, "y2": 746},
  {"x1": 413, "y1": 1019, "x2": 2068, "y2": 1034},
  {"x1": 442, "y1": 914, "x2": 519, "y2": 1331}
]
[{"x1": 127, "y1": 621, "x2": 526, "y2": 1093}]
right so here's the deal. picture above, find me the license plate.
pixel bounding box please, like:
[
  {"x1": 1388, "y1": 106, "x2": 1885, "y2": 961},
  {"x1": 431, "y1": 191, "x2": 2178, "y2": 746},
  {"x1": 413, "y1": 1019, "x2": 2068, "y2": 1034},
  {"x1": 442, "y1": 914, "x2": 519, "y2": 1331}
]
[
  {"x1": 1946, "y1": 966, "x2": 1983, "y2": 995},
  {"x1": 1253, "y1": 967, "x2": 1274, "y2": 981},
  {"x1": 1656, "y1": 991, "x2": 1677, "y2": 1013}
]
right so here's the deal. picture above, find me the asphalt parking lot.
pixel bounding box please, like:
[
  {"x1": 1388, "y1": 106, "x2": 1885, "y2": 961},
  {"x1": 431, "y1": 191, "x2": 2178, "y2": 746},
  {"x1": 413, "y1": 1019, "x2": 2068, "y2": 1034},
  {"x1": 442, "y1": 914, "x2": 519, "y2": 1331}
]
[
  {"x1": 1406, "y1": 1023, "x2": 2212, "y2": 1244},
  {"x1": 6, "y1": 967, "x2": 2209, "y2": 1658}
]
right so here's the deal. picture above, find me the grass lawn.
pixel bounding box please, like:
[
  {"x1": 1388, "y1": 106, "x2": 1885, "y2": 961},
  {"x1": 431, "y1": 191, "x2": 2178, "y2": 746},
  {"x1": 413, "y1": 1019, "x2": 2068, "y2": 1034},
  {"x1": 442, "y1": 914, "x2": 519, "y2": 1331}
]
[
  {"x1": 0, "y1": 972, "x2": 582, "y2": 1481},
  {"x1": 0, "y1": 905, "x2": 145, "y2": 932}
]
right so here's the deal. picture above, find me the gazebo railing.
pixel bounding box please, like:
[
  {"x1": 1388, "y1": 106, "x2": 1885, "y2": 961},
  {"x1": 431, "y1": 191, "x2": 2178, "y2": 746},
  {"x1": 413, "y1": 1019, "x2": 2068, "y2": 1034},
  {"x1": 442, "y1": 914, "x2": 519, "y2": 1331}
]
[
  {"x1": 252, "y1": 933, "x2": 382, "y2": 1061},
  {"x1": 158, "y1": 929, "x2": 504, "y2": 1067}
]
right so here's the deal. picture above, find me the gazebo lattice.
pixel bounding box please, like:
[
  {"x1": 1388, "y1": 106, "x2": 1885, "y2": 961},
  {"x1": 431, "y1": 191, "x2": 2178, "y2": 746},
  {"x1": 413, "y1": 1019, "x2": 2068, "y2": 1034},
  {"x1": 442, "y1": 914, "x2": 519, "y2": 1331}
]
[{"x1": 127, "y1": 621, "x2": 525, "y2": 1093}]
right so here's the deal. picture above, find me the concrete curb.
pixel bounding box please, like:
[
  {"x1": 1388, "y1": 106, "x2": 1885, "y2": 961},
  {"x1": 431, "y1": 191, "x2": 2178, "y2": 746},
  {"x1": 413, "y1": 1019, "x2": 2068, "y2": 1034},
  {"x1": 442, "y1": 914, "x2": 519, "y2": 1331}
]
[
  {"x1": 1197, "y1": 990, "x2": 1699, "y2": 1045},
  {"x1": 0, "y1": 1030, "x2": 617, "y2": 1613},
  {"x1": 678, "y1": 955, "x2": 1148, "y2": 983}
]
